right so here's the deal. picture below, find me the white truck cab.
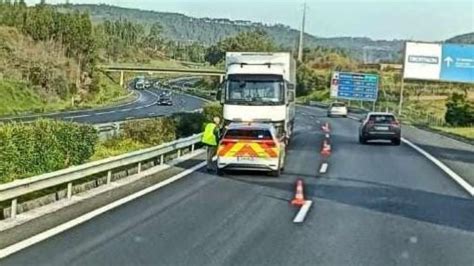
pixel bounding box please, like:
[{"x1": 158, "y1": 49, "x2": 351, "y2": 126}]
[{"x1": 219, "y1": 52, "x2": 296, "y2": 141}]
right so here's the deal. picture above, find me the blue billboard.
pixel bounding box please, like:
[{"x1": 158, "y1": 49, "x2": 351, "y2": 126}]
[
  {"x1": 440, "y1": 44, "x2": 474, "y2": 83},
  {"x1": 330, "y1": 72, "x2": 379, "y2": 102}
]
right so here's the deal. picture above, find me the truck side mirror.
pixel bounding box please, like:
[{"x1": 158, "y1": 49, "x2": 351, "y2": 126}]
[{"x1": 218, "y1": 81, "x2": 225, "y2": 104}]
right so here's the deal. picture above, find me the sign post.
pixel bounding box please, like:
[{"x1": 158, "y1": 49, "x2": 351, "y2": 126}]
[{"x1": 330, "y1": 71, "x2": 379, "y2": 106}]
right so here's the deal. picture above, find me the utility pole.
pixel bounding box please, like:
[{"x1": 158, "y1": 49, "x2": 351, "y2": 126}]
[{"x1": 297, "y1": 2, "x2": 307, "y2": 62}]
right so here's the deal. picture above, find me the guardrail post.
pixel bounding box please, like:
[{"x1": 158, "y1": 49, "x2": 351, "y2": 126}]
[
  {"x1": 107, "y1": 170, "x2": 112, "y2": 184},
  {"x1": 11, "y1": 198, "x2": 17, "y2": 219},
  {"x1": 138, "y1": 162, "x2": 142, "y2": 173},
  {"x1": 67, "y1": 182, "x2": 73, "y2": 199},
  {"x1": 177, "y1": 149, "x2": 181, "y2": 158},
  {"x1": 160, "y1": 154, "x2": 164, "y2": 165},
  {"x1": 191, "y1": 144, "x2": 195, "y2": 153}
]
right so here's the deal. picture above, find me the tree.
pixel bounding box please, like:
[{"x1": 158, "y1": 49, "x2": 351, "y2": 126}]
[
  {"x1": 445, "y1": 93, "x2": 474, "y2": 126},
  {"x1": 204, "y1": 29, "x2": 276, "y2": 65}
]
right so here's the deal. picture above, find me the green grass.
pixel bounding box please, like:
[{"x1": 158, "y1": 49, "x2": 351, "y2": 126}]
[
  {"x1": 90, "y1": 138, "x2": 148, "y2": 161},
  {"x1": 0, "y1": 73, "x2": 131, "y2": 117},
  {"x1": 432, "y1": 127, "x2": 474, "y2": 140}
]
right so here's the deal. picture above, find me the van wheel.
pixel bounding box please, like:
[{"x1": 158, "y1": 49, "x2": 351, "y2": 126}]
[
  {"x1": 359, "y1": 136, "x2": 367, "y2": 144},
  {"x1": 392, "y1": 138, "x2": 401, "y2": 146}
]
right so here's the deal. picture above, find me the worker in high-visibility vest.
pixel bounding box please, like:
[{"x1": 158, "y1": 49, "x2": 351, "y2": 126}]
[{"x1": 202, "y1": 116, "x2": 221, "y2": 172}]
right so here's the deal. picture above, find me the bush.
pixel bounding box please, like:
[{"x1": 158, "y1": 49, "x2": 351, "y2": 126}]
[
  {"x1": 445, "y1": 93, "x2": 474, "y2": 126},
  {"x1": 203, "y1": 102, "x2": 223, "y2": 122},
  {"x1": 0, "y1": 120, "x2": 98, "y2": 183},
  {"x1": 91, "y1": 138, "x2": 146, "y2": 161},
  {"x1": 121, "y1": 117, "x2": 176, "y2": 145},
  {"x1": 172, "y1": 112, "x2": 207, "y2": 138}
]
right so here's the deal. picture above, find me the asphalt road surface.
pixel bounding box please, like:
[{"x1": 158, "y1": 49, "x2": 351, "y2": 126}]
[
  {"x1": 0, "y1": 88, "x2": 206, "y2": 124},
  {"x1": 2, "y1": 106, "x2": 473, "y2": 266}
]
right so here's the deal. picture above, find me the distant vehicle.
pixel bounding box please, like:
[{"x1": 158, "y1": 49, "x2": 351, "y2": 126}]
[
  {"x1": 359, "y1": 112, "x2": 401, "y2": 145},
  {"x1": 135, "y1": 80, "x2": 145, "y2": 90},
  {"x1": 144, "y1": 80, "x2": 151, "y2": 89},
  {"x1": 327, "y1": 102, "x2": 348, "y2": 117},
  {"x1": 217, "y1": 123, "x2": 286, "y2": 177},
  {"x1": 157, "y1": 95, "x2": 173, "y2": 106}
]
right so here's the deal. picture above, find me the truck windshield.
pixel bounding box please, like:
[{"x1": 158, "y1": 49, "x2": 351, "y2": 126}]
[{"x1": 226, "y1": 79, "x2": 284, "y2": 105}]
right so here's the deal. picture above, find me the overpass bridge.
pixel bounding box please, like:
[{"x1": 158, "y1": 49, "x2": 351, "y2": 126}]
[{"x1": 99, "y1": 65, "x2": 225, "y2": 87}]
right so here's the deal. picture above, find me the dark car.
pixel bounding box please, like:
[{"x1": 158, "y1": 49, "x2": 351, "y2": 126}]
[
  {"x1": 359, "y1": 112, "x2": 401, "y2": 145},
  {"x1": 157, "y1": 95, "x2": 173, "y2": 106}
]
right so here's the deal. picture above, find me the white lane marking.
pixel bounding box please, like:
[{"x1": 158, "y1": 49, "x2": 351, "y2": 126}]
[
  {"x1": 402, "y1": 138, "x2": 474, "y2": 197},
  {"x1": 316, "y1": 120, "x2": 321, "y2": 124},
  {"x1": 120, "y1": 108, "x2": 131, "y2": 112},
  {"x1": 0, "y1": 161, "x2": 207, "y2": 259},
  {"x1": 125, "y1": 117, "x2": 134, "y2": 120},
  {"x1": 148, "y1": 112, "x2": 156, "y2": 116},
  {"x1": 325, "y1": 133, "x2": 330, "y2": 138},
  {"x1": 319, "y1": 163, "x2": 329, "y2": 174},
  {"x1": 95, "y1": 111, "x2": 116, "y2": 115},
  {"x1": 63, "y1": 114, "x2": 91, "y2": 119},
  {"x1": 293, "y1": 200, "x2": 313, "y2": 223},
  {"x1": 134, "y1": 106, "x2": 143, "y2": 110},
  {"x1": 0, "y1": 91, "x2": 141, "y2": 121}
]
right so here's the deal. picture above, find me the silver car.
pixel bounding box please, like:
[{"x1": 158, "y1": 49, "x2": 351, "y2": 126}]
[{"x1": 327, "y1": 102, "x2": 348, "y2": 117}]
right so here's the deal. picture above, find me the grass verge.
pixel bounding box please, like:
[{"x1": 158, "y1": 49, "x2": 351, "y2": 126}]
[{"x1": 431, "y1": 127, "x2": 474, "y2": 140}]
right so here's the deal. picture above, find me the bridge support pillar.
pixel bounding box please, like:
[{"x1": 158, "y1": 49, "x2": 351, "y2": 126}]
[
  {"x1": 120, "y1": 71, "x2": 124, "y2": 88},
  {"x1": 219, "y1": 75, "x2": 224, "y2": 83}
]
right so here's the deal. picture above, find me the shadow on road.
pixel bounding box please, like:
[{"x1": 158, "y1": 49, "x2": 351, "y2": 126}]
[
  {"x1": 225, "y1": 173, "x2": 474, "y2": 232},
  {"x1": 417, "y1": 144, "x2": 474, "y2": 164},
  {"x1": 311, "y1": 177, "x2": 474, "y2": 232}
]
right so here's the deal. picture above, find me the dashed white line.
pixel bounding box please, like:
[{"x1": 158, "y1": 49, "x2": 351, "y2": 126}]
[
  {"x1": 95, "y1": 111, "x2": 116, "y2": 115},
  {"x1": 120, "y1": 109, "x2": 132, "y2": 112},
  {"x1": 293, "y1": 200, "x2": 313, "y2": 223},
  {"x1": 319, "y1": 163, "x2": 329, "y2": 174},
  {"x1": 325, "y1": 133, "x2": 330, "y2": 138},
  {"x1": 63, "y1": 114, "x2": 91, "y2": 119}
]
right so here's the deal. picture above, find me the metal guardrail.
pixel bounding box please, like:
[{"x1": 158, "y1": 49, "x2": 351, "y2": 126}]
[
  {"x1": 0, "y1": 134, "x2": 203, "y2": 219},
  {"x1": 93, "y1": 108, "x2": 204, "y2": 140}
]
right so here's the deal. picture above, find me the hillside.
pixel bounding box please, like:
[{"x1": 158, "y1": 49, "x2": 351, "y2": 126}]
[
  {"x1": 446, "y1": 32, "x2": 474, "y2": 44},
  {"x1": 56, "y1": 4, "x2": 404, "y2": 63},
  {"x1": 0, "y1": 26, "x2": 129, "y2": 116}
]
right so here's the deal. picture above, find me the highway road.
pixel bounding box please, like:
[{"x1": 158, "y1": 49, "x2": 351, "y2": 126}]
[
  {"x1": 2, "y1": 106, "x2": 473, "y2": 266},
  {"x1": 0, "y1": 87, "x2": 207, "y2": 124}
]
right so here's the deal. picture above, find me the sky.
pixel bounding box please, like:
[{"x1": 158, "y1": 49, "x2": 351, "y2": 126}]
[{"x1": 26, "y1": 0, "x2": 474, "y2": 41}]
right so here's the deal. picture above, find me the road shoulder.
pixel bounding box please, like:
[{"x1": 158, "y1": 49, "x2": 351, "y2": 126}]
[{"x1": 0, "y1": 154, "x2": 205, "y2": 250}]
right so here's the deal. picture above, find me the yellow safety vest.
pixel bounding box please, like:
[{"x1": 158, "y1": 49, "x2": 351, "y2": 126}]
[{"x1": 202, "y1": 123, "x2": 217, "y2": 146}]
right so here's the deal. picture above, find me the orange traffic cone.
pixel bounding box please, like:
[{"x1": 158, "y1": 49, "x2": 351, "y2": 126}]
[
  {"x1": 321, "y1": 140, "x2": 331, "y2": 156},
  {"x1": 291, "y1": 179, "x2": 305, "y2": 206}
]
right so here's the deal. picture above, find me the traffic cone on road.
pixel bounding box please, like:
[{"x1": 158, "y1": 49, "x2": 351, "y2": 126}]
[
  {"x1": 321, "y1": 140, "x2": 331, "y2": 156},
  {"x1": 291, "y1": 179, "x2": 305, "y2": 206}
]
